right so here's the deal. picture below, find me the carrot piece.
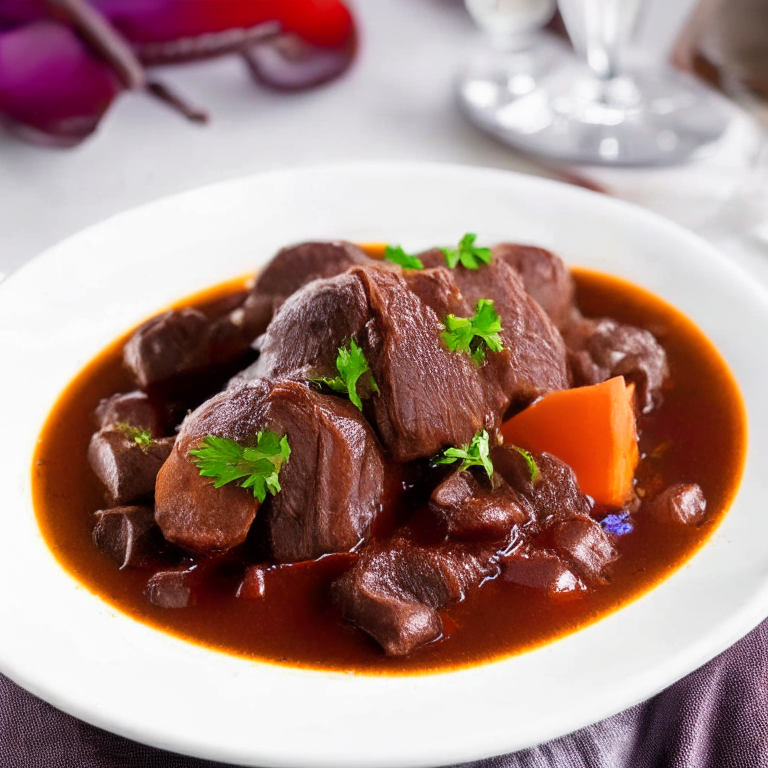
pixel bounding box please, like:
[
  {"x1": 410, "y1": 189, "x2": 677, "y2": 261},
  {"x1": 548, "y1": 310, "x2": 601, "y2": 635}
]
[{"x1": 500, "y1": 376, "x2": 638, "y2": 507}]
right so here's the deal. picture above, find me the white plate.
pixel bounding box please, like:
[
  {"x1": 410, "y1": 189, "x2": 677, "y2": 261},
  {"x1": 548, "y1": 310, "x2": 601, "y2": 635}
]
[{"x1": 1, "y1": 163, "x2": 767, "y2": 768}]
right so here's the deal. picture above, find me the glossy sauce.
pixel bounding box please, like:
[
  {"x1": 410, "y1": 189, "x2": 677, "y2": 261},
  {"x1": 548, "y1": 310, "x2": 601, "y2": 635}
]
[{"x1": 32, "y1": 268, "x2": 746, "y2": 674}]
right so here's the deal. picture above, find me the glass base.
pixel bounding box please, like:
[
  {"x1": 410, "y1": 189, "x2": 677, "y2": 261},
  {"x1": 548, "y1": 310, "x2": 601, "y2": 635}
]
[{"x1": 457, "y1": 42, "x2": 732, "y2": 167}]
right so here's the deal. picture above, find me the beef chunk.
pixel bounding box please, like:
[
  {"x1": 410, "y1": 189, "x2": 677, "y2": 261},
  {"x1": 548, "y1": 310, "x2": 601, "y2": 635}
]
[
  {"x1": 206, "y1": 291, "x2": 276, "y2": 366},
  {"x1": 427, "y1": 258, "x2": 569, "y2": 414},
  {"x1": 429, "y1": 468, "x2": 533, "y2": 541},
  {"x1": 146, "y1": 567, "x2": 195, "y2": 608},
  {"x1": 94, "y1": 391, "x2": 162, "y2": 436},
  {"x1": 123, "y1": 308, "x2": 211, "y2": 388},
  {"x1": 253, "y1": 240, "x2": 370, "y2": 302},
  {"x1": 154, "y1": 446, "x2": 259, "y2": 557},
  {"x1": 332, "y1": 538, "x2": 498, "y2": 656},
  {"x1": 212, "y1": 241, "x2": 372, "y2": 364},
  {"x1": 355, "y1": 265, "x2": 511, "y2": 461},
  {"x1": 88, "y1": 431, "x2": 174, "y2": 505},
  {"x1": 155, "y1": 378, "x2": 386, "y2": 561},
  {"x1": 492, "y1": 447, "x2": 592, "y2": 527},
  {"x1": 492, "y1": 243, "x2": 576, "y2": 330},
  {"x1": 237, "y1": 272, "x2": 371, "y2": 387},
  {"x1": 565, "y1": 317, "x2": 669, "y2": 413},
  {"x1": 502, "y1": 545, "x2": 585, "y2": 594},
  {"x1": 92, "y1": 505, "x2": 161, "y2": 569},
  {"x1": 647, "y1": 483, "x2": 707, "y2": 525},
  {"x1": 236, "y1": 565, "x2": 267, "y2": 599},
  {"x1": 550, "y1": 515, "x2": 618, "y2": 585},
  {"x1": 247, "y1": 262, "x2": 566, "y2": 461},
  {"x1": 334, "y1": 577, "x2": 443, "y2": 657},
  {"x1": 492, "y1": 446, "x2": 615, "y2": 585}
]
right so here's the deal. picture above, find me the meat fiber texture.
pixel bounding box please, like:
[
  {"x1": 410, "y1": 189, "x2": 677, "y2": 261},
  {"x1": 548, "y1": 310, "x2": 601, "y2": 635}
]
[
  {"x1": 244, "y1": 262, "x2": 569, "y2": 461},
  {"x1": 333, "y1": 447, "x2": 618, "y2": 655},
  {"x1": 154, "y1": 378, "x2": 386, "y2": 562},
  {"x1": 422, "y1": 242, "x2": 670, "y2": 414},
  {"x1": 88, "y1": 431, "x2": 175, "y2": 505},
  {"x1": 123, "y1": 241, "x2": 371, "y2": 388}
]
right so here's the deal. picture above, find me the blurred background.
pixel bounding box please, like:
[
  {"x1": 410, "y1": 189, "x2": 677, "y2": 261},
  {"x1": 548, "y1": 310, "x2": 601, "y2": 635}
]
[{"x1": 0, "y1": 0, "x2": 767, "y2": 284}]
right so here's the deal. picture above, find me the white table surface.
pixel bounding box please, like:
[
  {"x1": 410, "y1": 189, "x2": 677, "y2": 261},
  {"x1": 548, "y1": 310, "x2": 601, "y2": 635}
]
[{"x1": 0, "y1": 0, "x2": 766, "y2": 288}]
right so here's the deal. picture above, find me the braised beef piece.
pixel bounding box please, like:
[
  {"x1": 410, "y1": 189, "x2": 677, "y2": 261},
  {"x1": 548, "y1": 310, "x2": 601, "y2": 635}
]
[
  {"x1": 414, "y1": 257, "x2": 569, "y2": 415},
  {"x1": 88, "y1": 431, "x2": 174, "y2": 505},
  {"x1": 549, "y1": 515, "x2": 618, "y2": 585},
  {"x1": 332, "y1": 538, "x2": 499, "y2": 656},
  {"x1": 236, "y1": 272, "x2": 371, "y2": 387},
  {"x1": 354, "y1": 265, "x2": 514, "y2": 461},
  {"x1": 246, "y1": 262, "x2": 567, "y2": 461},
  {"x1": 332, "y1": 441, "x2": 615, "y2": 655},
  {"x1": 155, "y1": 378, "x2": 386, "y2": 561},
  {"x1": 124, "y1": 242, "x2": 371, "y2": 389},
  {"x1": 154, "y1": 447, "x2": 259, "y2": 558},
  {"x1": 414, "y1": 243, "x2": 672, "y2": 413},
  {"x1": 236, "y1": 565, "x2": 267, "y2": 599},
  {"x1": 493, "y1": 446, "x2": 617, "y2": 586},
  {"x1": 94, "y1": 391, "x2": 162, "y2": 436},
  {"x1": 211, "y1": 241, "x2": 372, "y2": 364},
  {"x1": 253, "y1": 240, "x2": 370, "y2": 305},
  {"x1": 492, "y1": 243, "x2": 577, "y2": 330},
  {"x1": 647, "y1": 483, "x2": 707, "y2": 525},
  {"x1": 491, "y1": 447, "x2": 592, "y2": 527},
  {"x1": 564, "y1": 317, "x2": 669, "y2": 413},
  {"x1": 502, "y1": 544, "x2": 585, "y2": 594},
  {"x1": 92, "y1": 505, "x2": 162, "y2": 569},
  {"x1": 146, "y1": 567, "x2": 195, "y2": 609},
  {"x1": 124, "y1": 308, "x2": 211, "y2": 388},
  {"x1": 429, "y1": 468, "x2": 533, "y2": 541},
  {"x1": 419, "y1": 244, "x2": 576, "y2": 330}
]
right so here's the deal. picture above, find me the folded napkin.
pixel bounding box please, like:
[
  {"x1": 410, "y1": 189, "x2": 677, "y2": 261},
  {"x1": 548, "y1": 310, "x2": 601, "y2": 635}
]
[{"x1": 2, "y1": 615, "x2": 767, "y2": 768}]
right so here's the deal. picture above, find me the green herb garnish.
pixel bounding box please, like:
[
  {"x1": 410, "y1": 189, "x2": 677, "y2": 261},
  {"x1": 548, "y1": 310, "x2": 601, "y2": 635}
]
[
  {"x1": 441, "y1": 233, "x2": 492, "y2": 270},
  {"x1": 313, "y1": 338, "x2": 379, "y2": 411},
  {"x1": 434, "y1": 429, "x2": 494, "y2": 481},
  {"x1": 189, "y1": 432, "x2": 291, "y2": 503},
  {"x1": 116, "y1": 423, "x2": 152, "y2": 449},
  {"x1": 384, "y1": 244, "x2": 424, "y2": 270},
  {"x1": 441, "y1": 299, "x2": 504, "y2": 364},
  {"x1": 511, "y1": 446, "x2": 539, "y2": 483}
]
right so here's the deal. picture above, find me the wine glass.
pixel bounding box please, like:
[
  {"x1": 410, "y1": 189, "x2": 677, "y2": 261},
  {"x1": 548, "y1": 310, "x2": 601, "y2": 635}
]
[{"x1": 458, "y1": 0, "x2": 732, "y2": 166}]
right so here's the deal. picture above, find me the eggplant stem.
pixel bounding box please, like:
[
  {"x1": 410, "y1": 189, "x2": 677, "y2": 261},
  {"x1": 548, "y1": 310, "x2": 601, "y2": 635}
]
[
  {"x1": 45, "y1": 0, "x2": 145, "y2": 89},
  {"x1": 146, "y1": 82, "x2": 210, "y2": 124}
]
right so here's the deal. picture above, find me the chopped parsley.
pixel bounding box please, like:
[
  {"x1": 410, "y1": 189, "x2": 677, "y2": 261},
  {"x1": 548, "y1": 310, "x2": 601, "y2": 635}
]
[
  {"x1": 434, "y1": 429, "x2": 494, "y2": 481},
  {"x1": 313, "y1": 338, "x2": 379, "y2": 411},
  {"x1": 441, "y1": 233, "x2": 492, "y2": 270},
  {"x1": 189, "y1": 432, "x2": 291, "y2": 503},
  {"x1": 384, "y1": 244, "x2": 424, "y2": 270},
  {"x1": 441, "y1": 299, "x2": 504, "y2": 364},
  {"x1": 511, "y1": 446, "x2": 539, "y2": 483},
  {"x1": 116, "y1": 423, "x2": 152, "y2": 449}
]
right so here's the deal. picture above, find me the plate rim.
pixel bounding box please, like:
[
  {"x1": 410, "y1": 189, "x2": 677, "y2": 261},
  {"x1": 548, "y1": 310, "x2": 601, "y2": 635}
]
[{"x1": 1, "y1": 161, "x2": 767, "y2": 768}]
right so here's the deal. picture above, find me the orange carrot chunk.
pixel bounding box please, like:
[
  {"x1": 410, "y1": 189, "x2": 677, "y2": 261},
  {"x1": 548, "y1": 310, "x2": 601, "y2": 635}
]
[{"x1": 500, "y1": 376, "x2": 638, "y2": 507}]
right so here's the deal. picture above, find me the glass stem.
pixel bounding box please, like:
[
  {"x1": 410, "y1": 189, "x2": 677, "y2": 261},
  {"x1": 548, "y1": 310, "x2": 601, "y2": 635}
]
[{"x1": 574, "y1": 0, "x2": 643, "y2": 81}]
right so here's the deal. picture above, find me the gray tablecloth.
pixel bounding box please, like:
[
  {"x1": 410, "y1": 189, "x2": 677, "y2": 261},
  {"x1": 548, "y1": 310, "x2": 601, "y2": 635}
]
[{"x1": 3, "y1": 617, "x2": 767, "y2": 768}]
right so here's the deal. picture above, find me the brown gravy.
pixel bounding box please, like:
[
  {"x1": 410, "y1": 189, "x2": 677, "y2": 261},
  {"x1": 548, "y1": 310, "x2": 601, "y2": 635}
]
[{"x1": 32, "y1": 268, "x2": 746, "y2": 674}]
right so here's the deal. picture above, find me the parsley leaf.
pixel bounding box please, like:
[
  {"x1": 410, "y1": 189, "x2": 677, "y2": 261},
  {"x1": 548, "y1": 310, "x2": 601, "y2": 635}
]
[
  {"x1": 441, "y1": 233, "x2": 492, "y2": 270},
  {"x1": 189, "y1": 432, "x2": 291, "y2": 503},
  {"x1": 384, "y1": 244, "x2": 424, "y2": 270},
  {"x1": 313, "y1": 338, "x2": 379, "y2": 411},
  {"x1": 116, "y1": 423, "x2": 153, "y2": 449},
  {"x1": 441, "y1": 299, "x2": 504, "y2": 364},
  {"x1": 434, "y1": 429, "x2": 494, "y2": 481},
  {"x1": 511, "y1": 446, "x2": 539, "y2": 483}
]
